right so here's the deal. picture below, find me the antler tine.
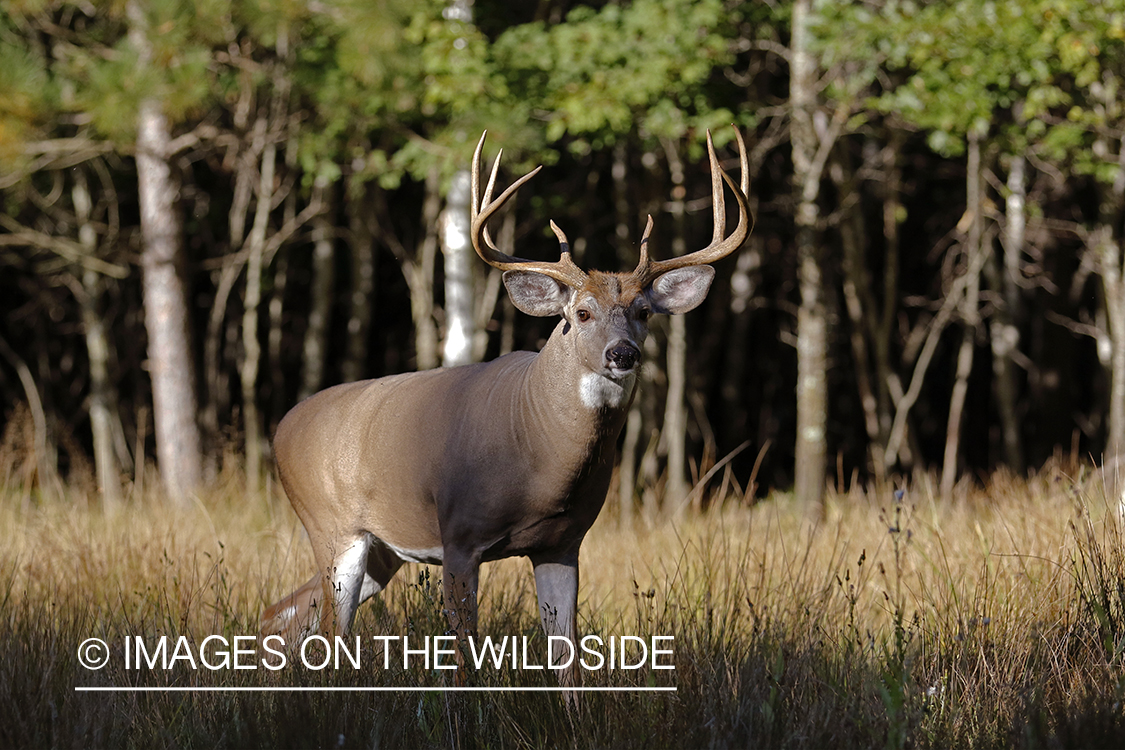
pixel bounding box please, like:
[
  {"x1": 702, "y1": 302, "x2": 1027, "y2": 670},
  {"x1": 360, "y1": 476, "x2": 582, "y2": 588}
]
[
  {"x1": 632, "y1": 127, "x2": 755, "y2": 284},
  {"x1": 708, "y1": 130, "x2": 726, "y2": 245},
  {"x1": 479, "y1": 142, "x2": 505, "y2": 251},
  {"x1": 638, "y1": 214, "x2": 655, "y2": 267},
  {"x1": 469, "y1": 132, "x2": 588, "y2": 287},
  {"x1": 737, "y1": 127, "x2": 750, "y2": 201}
]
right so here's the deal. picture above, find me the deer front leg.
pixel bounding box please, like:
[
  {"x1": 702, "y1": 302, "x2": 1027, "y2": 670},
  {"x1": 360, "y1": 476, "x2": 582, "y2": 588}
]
[
  {"x1": 532, "y1": 551, "x2": 579, "y2": 686},
  {"x1": 441, "y1": 547, "x2": 481, "y2": 675}
]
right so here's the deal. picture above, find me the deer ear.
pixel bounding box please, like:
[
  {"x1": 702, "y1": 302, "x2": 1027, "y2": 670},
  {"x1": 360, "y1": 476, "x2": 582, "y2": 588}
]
[
  {"x1": 503, "y1": 270, "x2": 570, "y2": 317},
  {"x1": 648, "y1": 266, "x2": 715, "y2": 315}
]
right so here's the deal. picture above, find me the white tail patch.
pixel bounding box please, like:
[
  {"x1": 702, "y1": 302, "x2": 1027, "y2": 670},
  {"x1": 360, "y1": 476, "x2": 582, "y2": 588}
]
[{"x1": 579, "y1": 372, "x2": 635, "y2": 410}]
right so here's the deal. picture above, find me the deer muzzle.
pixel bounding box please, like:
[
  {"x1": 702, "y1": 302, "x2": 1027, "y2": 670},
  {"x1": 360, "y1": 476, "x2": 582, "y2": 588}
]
[{"x1": 605, "y1": 341, "x2": 641, "y2": 375}]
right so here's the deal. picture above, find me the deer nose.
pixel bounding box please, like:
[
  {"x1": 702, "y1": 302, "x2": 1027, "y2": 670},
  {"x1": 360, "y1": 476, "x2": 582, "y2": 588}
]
[{"x1": 606, "y1": 342, "x2": 640, "y2": 373}]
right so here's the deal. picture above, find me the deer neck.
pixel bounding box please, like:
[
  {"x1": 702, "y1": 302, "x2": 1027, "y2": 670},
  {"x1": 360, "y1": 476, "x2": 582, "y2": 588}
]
[{"x1": 522, "y1": 320, "x2": 635, "y2": 452}]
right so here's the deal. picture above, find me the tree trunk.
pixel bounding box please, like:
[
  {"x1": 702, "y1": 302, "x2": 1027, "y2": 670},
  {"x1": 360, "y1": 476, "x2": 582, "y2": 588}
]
[
  {"x1": 1095, "y1": 226, "x2": 1125, "y2": 469},
  {"x1": 410, "y1": 174, "x2": 442, "y2": 370},
  {"x1": 660, "y1": 137, "x2": 688, "y2": 512},
  {"x1": 0, "y1": 335, "x2": 58, "y2": 497},
  {"x1": 612, "y1": 142, "x2": 639, "y2": 524},
  {"x1": 612, "y1": 142, "x2": 633, "y2": 266},
  {"x1": 833, "y1": 147, "x2": 882, "y2": 480},
  {"x1": 342, "y1": 176, "x2": 377, "y2": 382},
  {"x1": 128, "y1": 1, "x2": 203, "y2": 504},
  {"x1": 267, "y1": 243, "x2": 289, "y2": 427},
  {"x1": 300, "y1": 179, "x2": 335, "y2": 400},
  {"x1": 72, "y1": 170, "x2": 122, "y2": 509},
  {"x1": 442, "y1": 170, "x2": 475, "y2": 367},
  {"x1": 240, "y1": 113, "x2": 276, "y2": 500},
  {"x1": 1093, "y1": 134, "x2": 1125, "y2": 498},
  {"x1": 985, "y1": 152, "x2": 1025, "y2": 473},
  {"x1": 472, "y1": 211, "x2": 511, "y2": 362},
  {"x1": 791, "y1": 0, "x2": 828, "y2": 507},
  {"x1": 877, "y1": 136, "x2": 905, "y2": 469},
  {"x1": 202, "y1": 71, "x2": 257, "y2": 456},
  {"x1": 618, "y1": 406, "x2": 642, "y2": 529},
  {"x1": 665, "y1": 315, "x2": 689, "y2": 509},
  {"x1": 941, "y1": 132, "x2": 985, "y2": 501},
  {"x1": 719, "y1": 233, "x2": 761, "y2": 445}
]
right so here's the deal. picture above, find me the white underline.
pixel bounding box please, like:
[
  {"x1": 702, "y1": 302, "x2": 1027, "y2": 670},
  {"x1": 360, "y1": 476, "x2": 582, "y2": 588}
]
[{"x1": 75, "y1": 685, "x2": 675, "y2": 693}]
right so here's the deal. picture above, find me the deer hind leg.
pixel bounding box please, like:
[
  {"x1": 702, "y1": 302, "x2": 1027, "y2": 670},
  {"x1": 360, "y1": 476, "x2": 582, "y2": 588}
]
[
  {"x1": 261, "y1": 535, "x2": 401, "y2": 643},
  {"x1": 260, "y1": 573, "x2": 323, "y2": 643},
  {"x1": 260, "y1": 535, "x2": 370, "y2": 642},
  {"x1": 359, "y1": 541, "x2": 403, "y2": 604},
  {"x1": 315, "y1": 534, "x2": 375, "y2": 636}
]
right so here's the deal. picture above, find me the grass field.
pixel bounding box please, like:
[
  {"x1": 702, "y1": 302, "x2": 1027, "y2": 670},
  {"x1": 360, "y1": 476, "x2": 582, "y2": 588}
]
[{"x1": 4, "y1": 458, "x2": 1125, "y2": 748}]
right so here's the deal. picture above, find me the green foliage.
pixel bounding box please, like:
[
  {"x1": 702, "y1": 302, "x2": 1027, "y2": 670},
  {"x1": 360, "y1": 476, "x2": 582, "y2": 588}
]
[
  {"x1": 0, "y1": 17, "x2": 52, "y2": 160},
  {"x1": 493, "y1": 0, "x2": 735, "y2": 149},
  {"x1": 849, "y1": 0, "x2": 1125, "y2": 174}
]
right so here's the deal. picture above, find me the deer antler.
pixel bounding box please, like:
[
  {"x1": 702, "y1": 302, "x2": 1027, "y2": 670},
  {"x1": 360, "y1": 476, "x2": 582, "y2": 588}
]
[
  {"x1": 631, "y1": 128, "x2": 754, "y2": 286},
  {"x1": 470, "y1": 132, "x2": 589, "y2": 287}
]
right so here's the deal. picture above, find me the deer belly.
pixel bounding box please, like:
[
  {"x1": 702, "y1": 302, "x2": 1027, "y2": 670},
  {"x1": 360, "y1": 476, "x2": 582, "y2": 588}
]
[
  {"x1": 483, "y1": 511, "x2": 594, "y2": 561},
  {"x1": 381, "y1": 540, "x2": 444, "y2": 565}
]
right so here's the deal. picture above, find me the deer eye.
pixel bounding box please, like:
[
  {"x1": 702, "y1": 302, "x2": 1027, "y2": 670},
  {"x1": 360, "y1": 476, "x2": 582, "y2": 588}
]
[
  {"x1": 576, "y1": 309, "x2": 592, "y2": 323},
  {"x1": 636, "y1": 308, "x2": 651, "y2": 322}
]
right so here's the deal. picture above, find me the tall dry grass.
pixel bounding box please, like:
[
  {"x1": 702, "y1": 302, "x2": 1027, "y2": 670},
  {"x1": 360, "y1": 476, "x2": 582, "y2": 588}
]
[{"x1": 3, "y1": 458, "x2": 1125, "y2": 748}]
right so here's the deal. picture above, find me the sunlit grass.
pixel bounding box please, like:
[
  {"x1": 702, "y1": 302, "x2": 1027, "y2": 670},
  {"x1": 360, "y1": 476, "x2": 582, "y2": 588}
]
[{"x1": 4, "y1": 457, "x2": 1125, "y2": 747}]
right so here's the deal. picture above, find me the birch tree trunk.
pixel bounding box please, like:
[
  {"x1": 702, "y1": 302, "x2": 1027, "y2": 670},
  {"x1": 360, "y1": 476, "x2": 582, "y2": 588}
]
[
  {"x1": 442, "y1": 169, "x2": 475, "y2": 367},
  {"x1": 128, "y1": 0, "x2": 203, "y2": 504},
  {"x1": 791, "y1": 0, "x2": 828, "y2": 507},
  {"x1": 72, "y1": 170, "x2": 122, "y2": 509},
  {"x1": 941, "y1": 132, "x2": 985, "y2": 501},
  {"x1": 660, "y1": 137, "x2": 688, "y2": 512},
  {"x1": 985, "y1": 153, "x2": 1026, "y2": 473},
  {"x1": 1093, "y1": 135, "x2": 1125, "y2": 499},
  {"x1": 1094, "y1": 227, "x2": 1125, "y2": 476}
]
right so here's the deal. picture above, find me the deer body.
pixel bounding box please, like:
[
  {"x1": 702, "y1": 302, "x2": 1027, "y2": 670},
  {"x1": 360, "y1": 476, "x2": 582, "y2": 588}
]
[
  {"x1": 274, "y1": 325, "x2": 630, "y2": 571},
  {"x1": 261, "y1": 131, "x2": 752, "y2": 681}
]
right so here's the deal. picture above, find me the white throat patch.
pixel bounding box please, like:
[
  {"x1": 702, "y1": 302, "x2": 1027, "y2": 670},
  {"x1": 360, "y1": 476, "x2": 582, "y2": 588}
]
[{"x1": 579, "y1": 372, "x2": 636, "y2": 410}]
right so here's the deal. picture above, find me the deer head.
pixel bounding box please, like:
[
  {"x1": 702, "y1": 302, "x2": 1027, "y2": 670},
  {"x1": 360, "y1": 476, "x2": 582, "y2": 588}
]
[{"x1": 470, "y1": 129, "x2": 753, "y2": 403}]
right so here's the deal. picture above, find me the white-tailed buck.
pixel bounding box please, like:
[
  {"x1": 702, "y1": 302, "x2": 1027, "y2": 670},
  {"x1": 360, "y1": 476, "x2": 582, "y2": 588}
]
[{"x1": 261, "y1": 129, "x2": 752, "y2": 680}]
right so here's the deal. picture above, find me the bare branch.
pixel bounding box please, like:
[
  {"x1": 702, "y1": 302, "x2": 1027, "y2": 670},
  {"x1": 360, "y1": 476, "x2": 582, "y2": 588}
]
[
  {"x1": 167, "y1": 123, "x2": 221, "y2": 156},
  {"x1": 1046, "y1": 310, "x2": 1105, "y2": 341},
  {"x1": 0, "y1": 139, "x2": 115, "y2": 189},
  {"x1": 733, "y1": 38, "x2": 792, "y2": 63},
  {"x1": 807, "y1": 99, "x2": 852, "y2": 186},
  {"x1": 884, "y1": 270, "x2": 971, "y2": 466},
  {"x1": 0, "y1": 215, "x2": 129, "y2": 278}
]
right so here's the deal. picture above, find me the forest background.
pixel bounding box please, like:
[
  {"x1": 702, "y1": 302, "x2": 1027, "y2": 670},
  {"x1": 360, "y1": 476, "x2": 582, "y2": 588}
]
[{"x1": 2, "y1": 0, "x2": 1125, "y2": 512}]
